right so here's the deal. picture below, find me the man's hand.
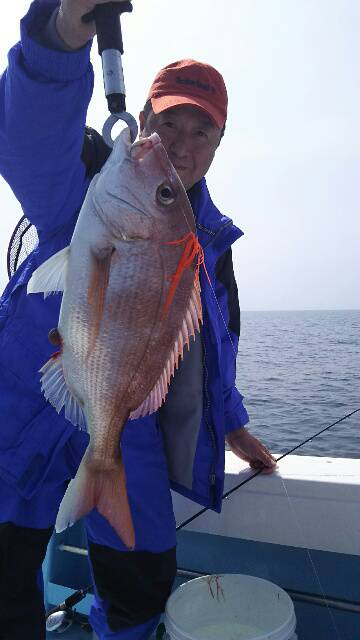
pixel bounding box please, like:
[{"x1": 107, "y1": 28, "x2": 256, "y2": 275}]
[
  {"x1": 226, "y1": 427, "x2": 277, "y2": 474},
  {"x1": 57, "y1": 0, "x2": 131, "y2": 50}
]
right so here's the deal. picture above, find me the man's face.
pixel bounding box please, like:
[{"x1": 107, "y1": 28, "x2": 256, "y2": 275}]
[{"x1": 140, "y1": 104, "x2": 222, "y2": 190}]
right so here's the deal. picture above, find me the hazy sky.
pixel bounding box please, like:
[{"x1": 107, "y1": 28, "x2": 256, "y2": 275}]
[{"x1": 0, "y1": 0, "x2": 359, "y2": 310}]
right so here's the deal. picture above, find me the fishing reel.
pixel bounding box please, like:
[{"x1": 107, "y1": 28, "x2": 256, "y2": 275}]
[
  {"x1": 46, "y1": 607, "x2": 92, "y2": 634},
  {"x1": 45, "y1": 585, "x2": 93, "y2": 634},
  {"x1": 46, "y1": 607, "x2": 74, "y2": 633}
]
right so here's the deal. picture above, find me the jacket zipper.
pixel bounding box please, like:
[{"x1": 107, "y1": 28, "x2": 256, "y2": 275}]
[
  {"x1": 198, "y1": 218, "x2": 236, "y2": 506},
  {"x1": 201, "y1": 331, "x2": 218, "y2": 506}
]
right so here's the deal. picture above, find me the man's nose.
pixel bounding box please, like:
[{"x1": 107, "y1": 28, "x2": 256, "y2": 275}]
[{"x1": 169, "y1": 131, "x2": 191, "y2": 157}]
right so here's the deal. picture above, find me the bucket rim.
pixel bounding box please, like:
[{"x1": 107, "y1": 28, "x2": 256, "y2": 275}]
[{"x1": 164, "y1": 573, "x2": 297, "y2": 640}]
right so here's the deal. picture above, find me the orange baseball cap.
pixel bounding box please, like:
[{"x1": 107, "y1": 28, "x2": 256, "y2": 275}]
[{"x1": 147, "y1": 59, "x2": 228, "y2": 129}]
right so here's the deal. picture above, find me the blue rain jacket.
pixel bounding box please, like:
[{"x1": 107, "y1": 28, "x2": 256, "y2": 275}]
[{"x1": 0, "y1": 0, "x2": 249, "y2": 526}]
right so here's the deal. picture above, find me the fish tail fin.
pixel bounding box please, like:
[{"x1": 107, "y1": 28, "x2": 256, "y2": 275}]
[
  {"x1": 55, "y1": 454, "x2": 135, "y2": 550},
  {"x1": 95, "y1": 460, "x2": 135, "y2": 550}
]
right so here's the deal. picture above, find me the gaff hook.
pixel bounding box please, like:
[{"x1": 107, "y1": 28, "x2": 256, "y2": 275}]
[
  {"x1": 83, "y1": 2, "x2": 138, "y2": 147},
  {"x1": 102, "y1": 111, "x2": 138, "y2": 147}
]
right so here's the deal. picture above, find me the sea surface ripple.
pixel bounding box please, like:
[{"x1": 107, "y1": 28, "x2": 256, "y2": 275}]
[{"x1": 236, "y1": 310, "x2": 360, "y2": 459}]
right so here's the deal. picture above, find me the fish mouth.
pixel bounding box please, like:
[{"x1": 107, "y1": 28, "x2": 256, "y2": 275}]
[
  {"x1": 130, "y1": 133, "x2": 162, "y2": 163},
  {"x1": 131, "y1": 133, "x2": 175, "y2": 187}
]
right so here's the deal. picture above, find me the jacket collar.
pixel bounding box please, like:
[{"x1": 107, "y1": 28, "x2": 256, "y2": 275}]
[{"x1": 187, "y1": 177, "x2": 244, "y2": 251}]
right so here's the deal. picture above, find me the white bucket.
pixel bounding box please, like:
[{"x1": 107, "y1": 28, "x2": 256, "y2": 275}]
[{"x1": 164, "y1": 574, "x2": 297, "y2": 640}]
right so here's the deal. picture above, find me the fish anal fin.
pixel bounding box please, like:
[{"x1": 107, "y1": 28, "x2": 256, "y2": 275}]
[
  {"x1": 27, "y1": 246, "x2": 70, "y2": 298},
  {"x1": 40, "y1": 355, "x2": 87, "y2": 431},
  {"x1": 129, "y1": 368, "x2": 167, "y2": 420},
  {"x1": 129, "y1": 280, "x2": 203, "y2": 420}
]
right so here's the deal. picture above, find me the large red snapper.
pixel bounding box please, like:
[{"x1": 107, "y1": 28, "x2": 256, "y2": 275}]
[{"x1": 28, "y1": 129, "x2": 203, "y2": 549}]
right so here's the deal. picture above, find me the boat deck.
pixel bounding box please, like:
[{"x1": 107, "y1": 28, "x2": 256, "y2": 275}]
[
  {"x1": 45, "y1": 597, "x2": 357, "y2": 639},
  {"x1": 44, "y1": 455, "x2": 360, "y2": 639},
  {"x1": 47, "y1": 626, "x2": 90, "y2": 639}
]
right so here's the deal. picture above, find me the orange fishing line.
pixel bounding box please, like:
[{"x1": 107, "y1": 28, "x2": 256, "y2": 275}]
[{"x1": 162, "y1": 232, "x2": 210, "y2": 317}]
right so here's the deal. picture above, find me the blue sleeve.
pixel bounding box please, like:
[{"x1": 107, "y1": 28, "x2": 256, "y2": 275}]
[
  {"x1": 0, "y1": 0, "x2": 94, "y2": 234},
  {"x1": 215, "y1": 248, "x2": 250, "y2": 433}
]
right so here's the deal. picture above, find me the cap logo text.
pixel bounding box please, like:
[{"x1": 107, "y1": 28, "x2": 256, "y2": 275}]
[{"x1": 176, "y1": 77, "x2": 216, "y2": 94}]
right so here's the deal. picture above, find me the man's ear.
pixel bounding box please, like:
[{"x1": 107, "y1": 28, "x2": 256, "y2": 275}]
[{"x1": 139, "y1": 111, "x2": 145, "y2": 135}]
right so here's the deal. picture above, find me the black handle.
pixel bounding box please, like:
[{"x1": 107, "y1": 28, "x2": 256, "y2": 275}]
[
  {"x1": 83, "y1": 2, "x2": 133, "y2": 54},
  {"x1": 83, "y1": 2, "x2": 133, "y2": 115}
]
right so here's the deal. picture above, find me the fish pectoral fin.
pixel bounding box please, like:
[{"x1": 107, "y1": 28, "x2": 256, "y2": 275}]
[
  {"x1": 27, "y1": 246, "x2": 70, "y2": 298},
  {"x1": 130, "y1": 278, "x2": 203, "y2": 421},
  {"x1": 40, "y1": 355, "x2": 87, "y2": 431},
  {"x1": 86, "y1": 249, "x2": 113, "y2": 354},
  {"x1": 56, "y1": 453, "x2": 135, "y2": 550}
]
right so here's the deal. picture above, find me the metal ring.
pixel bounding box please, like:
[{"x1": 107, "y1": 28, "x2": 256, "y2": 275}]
[{"x1": 102, "y1": 112, "x2": 138, "y2": 148}]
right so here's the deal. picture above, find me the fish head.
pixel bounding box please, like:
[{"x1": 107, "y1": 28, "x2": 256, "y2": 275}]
[{"x1": 92, "y1": 127, "x2": 196, "y2": 243}]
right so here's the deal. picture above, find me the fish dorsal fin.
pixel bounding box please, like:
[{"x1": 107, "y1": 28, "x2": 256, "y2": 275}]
[
  {"x1": 27, "y1": 246, "x2": 70, "y2": 298},
  {"x1": 40, "y1": 354, "x2": 87, "y2": 431},
  {"x1": 129, "y1": 277, "x2": 203, "y2": 420}
]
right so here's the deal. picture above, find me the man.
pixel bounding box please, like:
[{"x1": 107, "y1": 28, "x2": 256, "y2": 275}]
[{"x1": 0, "y1": 1, "x2": 276, "y2": 639}]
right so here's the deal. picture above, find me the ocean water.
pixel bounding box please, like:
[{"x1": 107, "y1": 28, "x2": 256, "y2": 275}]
[{"x1": 236, "y1": 310, "x2": 360, "y2": 459}]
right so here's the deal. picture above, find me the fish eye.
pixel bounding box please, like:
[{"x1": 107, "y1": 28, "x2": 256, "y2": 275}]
[{"x1": 156, "y1": 184, "x2": 176, "y2": 206}]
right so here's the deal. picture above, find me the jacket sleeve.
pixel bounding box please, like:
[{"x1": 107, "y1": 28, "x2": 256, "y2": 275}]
[
  {"x1": 0, "y1": 0, "x2": 94, "y2": 235},
  {"x1": 215, "y1": 248, "x2": 250, "y2": 433}
]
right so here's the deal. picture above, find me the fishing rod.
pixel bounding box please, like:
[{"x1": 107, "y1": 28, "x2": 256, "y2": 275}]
[
  {"x1": 45, "y1": 406, "x2": 359, "y2": 629},
  {"x1": 176, "y1": 406, "x2": 360, "y2": 532},
  {"x1": 83, "y1": 1, "x2": 138, "y2": 146}
]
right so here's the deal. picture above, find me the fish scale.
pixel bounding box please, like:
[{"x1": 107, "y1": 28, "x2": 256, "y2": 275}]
[
  {"x1": 28, "y1": 129, "x2": 203, "y2": 549},
  {"x1": 83, "y1": 249, "x2": 165, "y2": 457}
]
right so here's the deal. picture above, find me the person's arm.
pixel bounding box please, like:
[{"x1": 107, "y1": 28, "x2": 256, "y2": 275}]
[
  {"x1": 0, "y1": 0, "x2": 95, "y2": 235},
  {"x1": 215, "y1": 248, "x2": 276, "y2": 472}
]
